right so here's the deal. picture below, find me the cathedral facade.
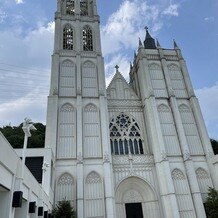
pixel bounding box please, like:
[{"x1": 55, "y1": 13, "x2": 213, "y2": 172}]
[{"x1": 44, "y1": 1, "x2": 218, "y2": 218}]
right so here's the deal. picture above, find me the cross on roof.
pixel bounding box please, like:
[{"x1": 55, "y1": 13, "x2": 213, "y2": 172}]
[
  {"x1": 115, "y1": 65, "x2": 119, "y2": 72},
  {"x1": 145, "y1": 26, "x2": 149, "y2": 31}
]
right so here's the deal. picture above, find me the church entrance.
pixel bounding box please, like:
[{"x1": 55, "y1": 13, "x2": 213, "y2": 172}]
[{"x1": 125, "y1": 203, "x2": 143, "y2": 218}]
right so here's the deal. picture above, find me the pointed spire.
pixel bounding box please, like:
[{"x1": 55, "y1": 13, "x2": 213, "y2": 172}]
[
  {"x1": 130, "y1": 62, "x2": 133, "y2": 69},
  {"x1": 156, "y1": 39, "x2": 161, "y2": 48},
  {"x1": 173, "y1": 39, "x2": 179, "y2": 49},
  {"x1": 139, "y1": 37, "x2": 143, "y2": 49},
  {"x1": 144, "y1": 26, "x2": 157, "y2": 49},
  {"x1": 134, "y1": 51, "x2": 137, "y2": 60}
]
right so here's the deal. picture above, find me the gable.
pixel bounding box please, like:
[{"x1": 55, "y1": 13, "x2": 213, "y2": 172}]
[{"x1": 107, "y1": 72, "x2": 139, "y2": 100}]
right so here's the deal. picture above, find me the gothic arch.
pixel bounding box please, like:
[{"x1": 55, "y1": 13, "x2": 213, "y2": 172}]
[
  {"x1": 178, "y1": 103, "x2": 191, "y2": 112},
  {"x1": 109, "y1": 113, "x2": 144, "y2": 155},
  {"x1": 60, "y1": 103, "x2": 75, "y2": 111},
  {"x1": 157, "y1": 103, "x2": 170, "y2": 112},
  {"x1": 58, "y1": 103, "x2": 76, "y2": 158},
  {"x1": 158, "y1": 104, "x2": 181, "y2": 155},
  {"x1": 61, "y1": 59, "x2": 75, "y2": 66},
  {"x1": 56, "y1": 173, "x2": 75, "y2": 204},
  {"x1": 84, "y1": 103, "x2": 98, "y2": 112},
  {"x1": 82, "y1": 25, "x2": 94, "y2": 51},
  {"x1": 83, "y1": 60, "x2": 95, "y2": 68},
  {"x1": 115, "y1": 177, "x2": 161, "y2": 218},
  {"x1": 63, "y1": 24, "x2": 74, "y2": 50},
  {"x1": 85, "y1": 171, "x2": 102, "y2": 183},
  {"x1": 148, "y1": 63, "x2": 161, "y2": 70},
  {"x1": 85, "y1": 171, "x2": 105, "y2": 218},
  {"x1": 83, "y1": 103, "x2": 101, "y2": 157},
  {"x1": 171, "y1": 168, "x2": 185, "y2": 180},
  {"x1": 167, "y1": 63, "x2": 180, "y2": 70},
  {"x1": 196, "y1": 167, "x2": 213, "y2": 201},
  {"x1": 66, "y1": 0, "x2": 75, "y2": 15},
  {"x1": 82, "y1": 60, "x2": 98, "y2": 97},
  {"x1": 168, "y1": 64, "x2": 187, "y2": 98},
  {"x1": 178, "y1": 103, "x2": 204, "y2": 155},
  {"x1": 171, "y1": 168, "x2": 196, "y2": 217},
  {"x1": 148, "y1": 62, "x2": 168, "y2": 98}
]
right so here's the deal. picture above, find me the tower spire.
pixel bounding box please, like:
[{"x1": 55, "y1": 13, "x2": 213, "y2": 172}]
[
  {"x1": 173, "y1": 39, "x2": 179, "y2": 49},
  {"x1": 144, "y1": 27, "x2": 156, "y2": 49},
  {"x1": 139, "y1": 37, "x2": 143, "y2": 49}
]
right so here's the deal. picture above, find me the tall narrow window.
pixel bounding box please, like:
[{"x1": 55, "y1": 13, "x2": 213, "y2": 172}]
[
  {"x1": 80, "y1": 0, "x2": 88, "y2": 16},
  {"x1": 110, "y1": 113, "x2": 144, "y2": 155},
  {"x1": 66, "y1": 0, "x2": 75, "y2": 15},
  {"x1": 85, "y1": 172, "x2": 104, "y2": 218},
  {"x1": 172, "y1": 169, "x2": 195, "y2": 217},
  {"x1": 83, "y1": 26, "x2": 93, "y2": 51},
  {"x1": 63, "y1": 24, "x2": 74, "y2": 50},
  {"x1": 56, "y1": 173, "x2": 75, "y2": 205}
]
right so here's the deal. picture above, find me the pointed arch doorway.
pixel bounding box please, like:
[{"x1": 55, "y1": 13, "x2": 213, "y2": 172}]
[{"x1": 115, "y1": 177, "x2": 161, "y2": 218}]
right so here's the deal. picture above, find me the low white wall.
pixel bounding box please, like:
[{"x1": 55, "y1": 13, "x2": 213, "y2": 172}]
[{"x1": 0, "y1": 132, "x2": 53, "y2": 218}]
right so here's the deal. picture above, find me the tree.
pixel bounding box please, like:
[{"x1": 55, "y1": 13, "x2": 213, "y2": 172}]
[
  {"x1": 204, "y1": 187, "x2": 218, "y2": 218},
  {"x1": 52, "y1": 200, "x2": 76, "y2": 218},
  {"x1": 210, "y1": 139, "x2": 218, "y2": 155},
  {"x1": 0, "y1": 123, "x2": 45, "y2": 148}
]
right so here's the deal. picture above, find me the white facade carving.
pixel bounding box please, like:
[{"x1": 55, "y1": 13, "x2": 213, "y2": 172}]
[{"x1": 43, "y1": 1, "x2": 218, "y2": 218}]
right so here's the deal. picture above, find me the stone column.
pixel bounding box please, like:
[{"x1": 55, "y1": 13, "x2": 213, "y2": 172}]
[
  {"x1": 100, "y1": 95, "x2": 116, "y2": 218},
  {"x1": 170, "y1": 97, "x2": 206, "y2": 218},
  {"x1": 76, "y1": 96, "x2": 84, "y2": 218}
]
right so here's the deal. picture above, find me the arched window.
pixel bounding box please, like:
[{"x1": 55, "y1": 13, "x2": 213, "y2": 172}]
[
  {"x1": 179, "y1": 104, "x2": 204, "y2": 155},
  {"x1": 149, "y1": 63, "x2": 168, "y2": 97},
  {"x1": 58, "y1": 103, "x2": 76, "y2": 158},
  {"x1": 83, "y1": 104, "x2": 101, "y2": 158},
  {"x1": 82, "y1": 61, "x2": 98, "y2": 97},
  {"x1": 66, "y1": 0, "x2": 75, "y2": 15},
  {"x1": 85, "y1": 172, "x2": 104, "y2": 218},
  {"x1": 83, "y1": 26, "x2": 93, "y2": 51},
  {"x1": 196, "y1": 168, "x2": 213, "y2": 201},
  {"x1": 63, "y1": 24, "x2": 74, "y2": 50},
  {"x1": 168, "y1": 64, "x2": 187, "y2": 98},
  {"x1": 172, "y1": 169, "x2": 195, "y2": 217},
  {"x1": 110, "y1": 113, "x2": 144, "y2": 155},
  {"x1": 80, "y1": 0, "x2": 88, "y2": 16},
  {"x1": 56, "y1": 173, "x2": 75, "y2": 205},
  {"x1": 60, "y1": 60, "x2": 76, "y2": 97},
  {"x1": 158, "y1": 104, "x2": 181, "y2": 155}
]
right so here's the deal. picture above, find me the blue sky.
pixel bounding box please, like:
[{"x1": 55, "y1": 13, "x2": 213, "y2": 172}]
[{"x1": 0, "y1": 0, "x2": 218, "y2": 139}]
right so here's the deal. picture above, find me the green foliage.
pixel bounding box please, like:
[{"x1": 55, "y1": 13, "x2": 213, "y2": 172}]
[
  {"x1": 210, "y1": 139, "x2": 218, "y2": 155},
  {"x1": 52, "y1": 200, "x2": 76, "y2": 218},
  {"x1": 204, "y1": 187, "x2": 218, "y2": 218},
  {"x1": 0, "y1": 123, "x2": 45, "y2": 148}
]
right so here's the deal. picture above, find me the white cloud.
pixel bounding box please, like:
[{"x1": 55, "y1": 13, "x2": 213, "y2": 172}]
[
  {"x1": 204, "y1": 17, "x2": 215, "y2": 22},
  {"x1": 15, "y1": 0, "x2": 24, "y2": 4},
  {"x1": 0, "y1": 21, "x2": 54, "y2": 126},
  {"x1": 196, "y1": 83, "x2": 218, "y2": 139},
  {"x1": 163, "y1": 4, "x2": 179, "y2": 16},
  {"x1": 101, "y1": 0, "x2": 163, "y2": 56},
  {"x1": 0, "y1": 8, "x2": 7, "y2": 23}
]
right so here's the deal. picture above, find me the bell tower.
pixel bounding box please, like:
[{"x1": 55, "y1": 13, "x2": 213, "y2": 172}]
[{"x1": 45, "y1": 1, "x2": 115, "y2": 217}]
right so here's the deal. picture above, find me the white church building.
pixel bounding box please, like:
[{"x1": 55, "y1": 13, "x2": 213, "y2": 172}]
[{"x1": 1, "y1": 0, "x2": 218, "y2": 218}]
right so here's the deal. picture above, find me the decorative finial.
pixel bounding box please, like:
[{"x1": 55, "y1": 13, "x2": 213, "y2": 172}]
[
  {"x1": 156, "y1": 39, "x2": 161, "y2": 48},
  {"x1": 115, "y1": 65, "x2": 119, "y2": 72},
  {"x1": 173, "y1": 39, "x2": 179, "y2": 49},
  {"x1": 145, "y1": 26, "x2": 149, "y2": 31},
  {"x1": 130, "y1": 62, "x2": 133, "y2": 69},
  {"x1": 139, "y1": 37, "x2": 143, "y2": 48},
  {"x1": 134, "y1": 51, "x2": 137, "y2": 59}
]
